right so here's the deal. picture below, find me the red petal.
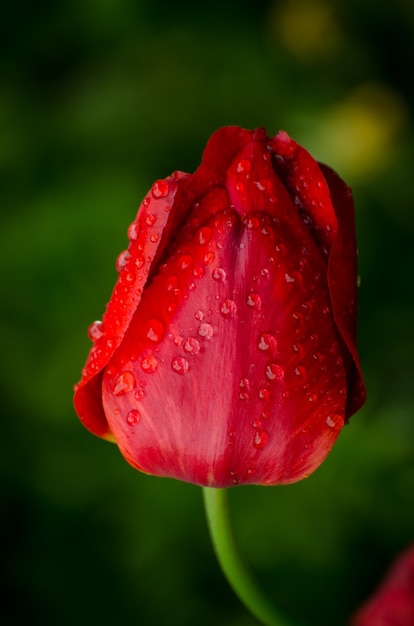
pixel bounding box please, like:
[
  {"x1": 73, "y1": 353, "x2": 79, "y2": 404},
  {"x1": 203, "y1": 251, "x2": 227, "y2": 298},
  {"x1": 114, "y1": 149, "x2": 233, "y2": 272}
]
[
  {"x1": 101, "y1": 184, "x2": 348, "y2": 486},
  {"x1": 74, "y1": 172, "x2": 191, "y2": 437},
  {"x1": 351, "y1": 546, "x2": 414, "y2": 626},
  {"x1": 321, "y1": 164, "x2": 366, "y2": 417},
  {"x1": 269, "y1": 131, "x2": 365, "y2": 418}
]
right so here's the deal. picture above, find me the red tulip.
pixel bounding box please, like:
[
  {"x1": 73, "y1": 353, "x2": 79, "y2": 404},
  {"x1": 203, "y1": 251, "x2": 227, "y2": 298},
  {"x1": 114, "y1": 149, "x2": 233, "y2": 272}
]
[
  {"x1": 73, "y1": 126, "x2": 365, "y2": 487},
  {"x1": 351, "y1": 546, "x2": 414, "y2": 626}
]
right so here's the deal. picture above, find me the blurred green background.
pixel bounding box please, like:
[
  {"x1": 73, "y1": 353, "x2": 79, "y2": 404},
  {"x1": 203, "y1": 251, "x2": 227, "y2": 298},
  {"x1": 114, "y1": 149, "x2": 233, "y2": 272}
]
[{"x1": 1, "y1": 1, "x2": 413, "y2": 625}]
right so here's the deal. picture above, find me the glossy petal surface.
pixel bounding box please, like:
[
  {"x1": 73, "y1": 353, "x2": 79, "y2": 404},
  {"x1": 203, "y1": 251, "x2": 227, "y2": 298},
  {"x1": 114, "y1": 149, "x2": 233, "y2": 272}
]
[{"x1": 74, "y1": 126, "x2": 365, "y2": 486}]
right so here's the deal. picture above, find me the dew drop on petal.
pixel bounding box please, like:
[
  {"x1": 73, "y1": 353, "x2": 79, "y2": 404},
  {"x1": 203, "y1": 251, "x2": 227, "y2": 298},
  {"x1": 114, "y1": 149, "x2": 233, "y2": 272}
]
[
  {"x1": 127, "y1": 222, "x2": 139, "y2": 241},
  {"x1": 150, "y1": 233, "x2": 159, "y2": 243},
  {"x1": 146, "y1": 319, "x2": 165, "y2": 343},
  {"x1": 134, "y1": 389, "x2": 145, "y2": 401},
  {"x1": 151, "y1": 179, "x2": 169, "y2": 198},
  {"x1": 126, "y1": 409, "x2": 140, "y2": 426},
  {"x1": 171, "y1": 356, "x2": 189, "y2": 375},
  {"x1": 135, "y1": 255, "x2": 145, "y2": 269},
  {"x1": 116, "y1": 250, "x2": 131, "y2": 272},
  {"x1": 294, "y1": 365, "x2": 306, "y2": 377},
  {"x1": 198, "y1": 227, "x2": 212, "y2": 245},
  {"x1": 265, "y1": 363, "x2": 284, "y2": 382},
  {"x1": 247, "y1": 293, "x2": 261, "y2": 309},
  {"x1": 145, "y1": 214, "x2": 156, "y2": 226},
  {"x1": 88, "y1": 320, "x2": 104, "y2": 342},
  {"x1": 141, "y1": 356, "x2": 158, "y2": 373},
  {"x1": 204, "y1": 251, "x2": 215, "y2": 265},
  {"x1": 253, "y1": 429, "x2": 268, "y2": 450},
  {"x1": 212, "y1": 267, "x2": 226, "y2": 281},
  {"x1": 257, "y1": 333, "x2": 278, "y2": 353},
  {"x1": 239, "y1": 377, "x2": 250, "y2": 390},
  {"x1": 236, "y1": 159, "x2": 251, "y2": 173},
  {"x1": 220, "y1": 299, "x2": 237, "y2": 318},
  {"x1": 183, "y1": 337, "x2": 201, "y2": 355},
  {"x1": 198, "y1": 323, "x2": 213, "y2": 340},
  {"x1": 178, "y1": 254, "x2": 193, "y2": 271},
  {"x1": 326, "y1": 415, "x2": 340, "y2": 428},
  {"x1": 258, "y1": 387, "x2": 270, "y2": 400},
  {"x1": 194, "y1": 310, "x2": 204, "y2": 321},
  {"x1": 113, "y1": 371, "x2": 136, "y2": 396}
]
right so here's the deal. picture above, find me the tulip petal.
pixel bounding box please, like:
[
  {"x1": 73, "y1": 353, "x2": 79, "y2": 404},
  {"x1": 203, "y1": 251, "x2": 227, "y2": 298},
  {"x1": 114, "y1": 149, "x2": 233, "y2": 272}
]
[
  {"x1": 102, "y1": 182, "x2": 348, "y2": 486},
  {"x1": 351, "y1": 546, "x2": 414, "y2": 626},
  {"x1": 74, "y1": 172, "x2": 191, "y2": 436}
]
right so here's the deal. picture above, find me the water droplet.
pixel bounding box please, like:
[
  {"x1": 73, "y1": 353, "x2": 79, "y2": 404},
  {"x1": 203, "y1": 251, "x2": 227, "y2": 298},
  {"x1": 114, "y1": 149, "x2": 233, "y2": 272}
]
[
  {"x1": 141, "y1": 356, "x2": 158, "y2": 373},
  {"x1": 239, "y1": 392, "x2": 249, "y2": 401},
  {"x1": 183, "y1": 337, "x2": 201, "y2": 355},
  {"x1": 326, "y1": 415, "x2": 339, "y2": 428},
  {"x1": 171, "y1": 356, "x2": 189, "y2": 374},
  {"x1": 165, "y1": 276, "x2": 178, "y2": 293},
  {"x1": 113, "y1": 371, "x2": 136, "y2": 396},
  {"x1": 198, "y1": 323, "x2": 213, "y2": 340},
  {"x1": 198, "y1": 227, "x2": 212, "y2": 245},
  {"x1": 246, "y1": 293, "x2": 261, "y2": 309},
  {"x1": 127, "y1": 222, "x2": 139, "y2": 240},
  {"x1": 265, "y1": 363, "x2": 284, "y2": 382},
  {"x1": 134, "y1": 255, "x2": 145, "y2": 269},
  {"x1": 235, "y1": 181, "x2": 245, "y2": 193},
  {"x1": 204, "y1": 251, "x2": 215, "y2": 264},
  {"x1": 253, "y1": 429, "x2": 268, "y2": 450},
  {"x1": 146, "y1": 319, "x2": 164, "y2": 343},
  {"x1": 239, "y1": 377, "x2": 250, "y2": 389},
  {"x1": 194, "y1": 310, "x2": 204, "y2": 321},
  {"x1": 150, "y1": 233, "x2": 159, "y2": 243},
  {"x1": 236, "y1": 159, "x2": 251, "y2": 173},
  {"x1": 246, "y1": 216, "x2": 260, "y2": 229},
  {"x1": 145, "y1": 214, "x2": 156, "y2": 226},
  {"x1": 258, "y1": 387, "x2": 270, "y2": 400},
  {"x1": 116, "y1": 250, "x2": 131, "y2": 272},
  {"x1": 212, "y1": 267, "x2": 226, "y2": 281},
  {"x1": 220, "y1": 299, "x2": 237, "y2": 318},
  {"x1": 134, "y1": 389, "x2": 144, "y2": 401},
  {"x1": 88, "y1": 320, "x2": 104, "y2": 342},
  {"x1": 257, "y1": 333, "x2": 278, "y2": 353},
  {"x1": 125, "y1": 271, "x2": 135, "y2": 282},
  {"x1": 308, "y1": 393, "x2": 318, "y2": 402},
  {"x1": 260, "y1": 268, "x2": 270, "y2": 278},
  {"x1": 254, "y1": 180, "x2": 265, "y2": 191},
  {"x1": 126, "y1": 409, "x2": 140, "y2": 426},
  {"x1": 151, "y1": 179, "x2": 169, "y2": 198},
  {"x1": 178, "y1": 254, "x2": 193, "y2": 271},
  {"x1": 294, "y1": 365, "x2": 306, "y2": 377}
]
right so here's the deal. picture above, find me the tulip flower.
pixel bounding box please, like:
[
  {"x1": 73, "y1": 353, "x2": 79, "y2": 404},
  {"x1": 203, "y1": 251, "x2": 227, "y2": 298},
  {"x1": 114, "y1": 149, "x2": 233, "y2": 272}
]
[
  {"x1": 74, "y1": 126, "x2": 365, "y2": 487},
  {"x1": 74, "y1": 126, "x2": 365, "y2": 625}
]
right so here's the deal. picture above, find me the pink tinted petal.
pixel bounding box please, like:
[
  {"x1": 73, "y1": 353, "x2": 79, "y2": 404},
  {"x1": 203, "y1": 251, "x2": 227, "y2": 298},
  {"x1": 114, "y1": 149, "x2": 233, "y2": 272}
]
[
  {"x1": 74, "y1": 172, "x2": 191, "y2": 437},
  {"x1": 102, "y1": 195, "x2": 347, "y2": 487},
  {"x1": 351, "y1": 546, "x2": 414, "y2": 626}
]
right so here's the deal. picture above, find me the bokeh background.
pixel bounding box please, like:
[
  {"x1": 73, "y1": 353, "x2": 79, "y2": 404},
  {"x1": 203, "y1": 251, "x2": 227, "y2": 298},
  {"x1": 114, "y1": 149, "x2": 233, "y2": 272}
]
[{"x1": 1, "y1": 1, "x2": 413, "y2": 625}]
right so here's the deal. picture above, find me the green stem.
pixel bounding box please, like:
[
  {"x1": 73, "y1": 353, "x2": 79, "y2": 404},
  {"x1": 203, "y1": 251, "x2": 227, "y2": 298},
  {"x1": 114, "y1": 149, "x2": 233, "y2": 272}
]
[{"x1": 202, "y1": 487, "x2": 300, "y2": 626}]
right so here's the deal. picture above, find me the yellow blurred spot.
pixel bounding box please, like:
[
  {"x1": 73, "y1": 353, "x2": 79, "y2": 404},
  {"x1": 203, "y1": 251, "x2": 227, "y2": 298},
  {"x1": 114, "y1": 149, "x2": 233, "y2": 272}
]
[
  {"x1": 312, "y1": 84, "x2": 408, "y2": 180},
  {"x1": 270, "y1": 0, "x2": 341, "y2": 61}
]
